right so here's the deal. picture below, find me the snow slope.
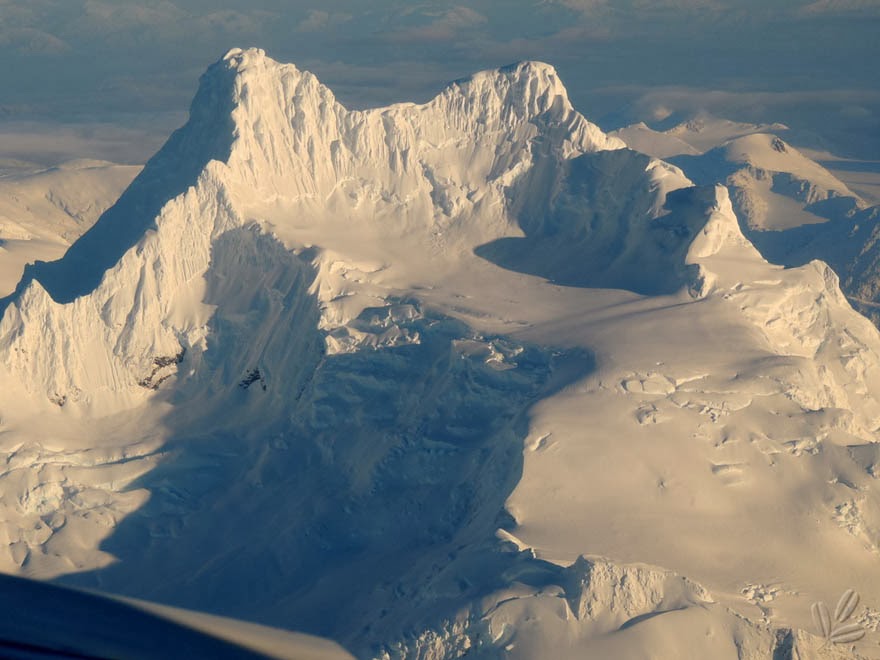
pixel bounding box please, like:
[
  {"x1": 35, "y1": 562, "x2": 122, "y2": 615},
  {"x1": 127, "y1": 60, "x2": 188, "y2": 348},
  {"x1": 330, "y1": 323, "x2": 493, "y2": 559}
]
[
  {"x1": 664, "y1": 116, "x2": 790, "y2": 154},
  {"x1": 611, "y1": 115, "x2": 790, "y2": 159},
  {"x1": 611, "y1": 121, "x2": 701, "y2": 159},
  {"x1": 1, "y1": 49, "x2": 880, "y2": 658},
  {"x1": 654, "y1": 132, "x2": 880, "y2": 331},
  {"x1": 0, "y1": 159, "x2": 140, "y2": 296},
  {"x1": 670, "y1": 133, "x2": 866, "y2": 232},
  {"x1": 613, "y1": 119, "x2": 871, "y2": 238}
]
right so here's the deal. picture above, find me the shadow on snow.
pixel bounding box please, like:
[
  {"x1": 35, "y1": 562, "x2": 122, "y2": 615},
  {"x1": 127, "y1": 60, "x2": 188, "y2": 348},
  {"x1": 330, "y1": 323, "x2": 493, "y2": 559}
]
[
  {"x1": 56, "y1": 226, "x2": 594, "y2": 658},
  {"x1": 475, "y1": 149, "x2": 713, "y2": 296}
]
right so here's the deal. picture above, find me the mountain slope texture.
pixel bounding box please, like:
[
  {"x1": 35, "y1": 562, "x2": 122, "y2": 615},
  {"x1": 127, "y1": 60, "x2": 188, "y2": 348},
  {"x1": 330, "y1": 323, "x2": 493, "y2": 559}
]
[{"x1": 1, "y1": 49, "x2": 880, "y2": 659}]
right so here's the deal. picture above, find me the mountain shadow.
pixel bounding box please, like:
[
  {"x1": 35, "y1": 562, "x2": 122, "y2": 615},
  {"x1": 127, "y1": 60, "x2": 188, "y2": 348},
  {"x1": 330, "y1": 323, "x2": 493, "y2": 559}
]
[
  {"x1": 56, "y1": 225, "x2": 594, "y2": 657},
  {"x1": 476, "y1": 149, "x2": 709, "y2": 295}
]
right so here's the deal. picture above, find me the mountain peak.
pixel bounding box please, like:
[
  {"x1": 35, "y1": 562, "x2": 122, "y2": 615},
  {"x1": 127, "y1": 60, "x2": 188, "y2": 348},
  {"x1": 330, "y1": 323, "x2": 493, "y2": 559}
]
[
  {"x1": 445, "y1": 60, "x2": 573, "y2": 121},
  {"x1": 221, "y1": 46, "x2": 266, "y2": 65},
  {"x1": 211, "y1": 51, "x2": 573, "y2": 124},
  {"x1": 1, "y1": 52, "x2": 621, "y2": 316},
  {"x1": 0, "y1": 52, "x2": 625, "y2": 413},
  {"x1": 486, "y1": 60, "x2": 564, "y2": 89},
  {"x1": 189, "y1": 51, "x2": 621, "y2": 211},
  {"x1": 200, "y1": 47, "x2": 330, "y2": 114}
]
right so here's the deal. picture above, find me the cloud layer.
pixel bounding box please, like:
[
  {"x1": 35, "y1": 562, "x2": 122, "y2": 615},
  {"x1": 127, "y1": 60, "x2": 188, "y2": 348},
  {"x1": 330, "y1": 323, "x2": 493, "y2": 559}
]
[{"x1": 0, "y1": 0, "x2": 877, "y2": 160}]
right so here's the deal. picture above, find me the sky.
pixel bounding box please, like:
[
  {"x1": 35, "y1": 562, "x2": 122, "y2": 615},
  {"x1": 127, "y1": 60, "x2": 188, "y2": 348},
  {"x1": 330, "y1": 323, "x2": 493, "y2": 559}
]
[{"x1": 0, "y1": 0, "x2": 878, "y2": 164}]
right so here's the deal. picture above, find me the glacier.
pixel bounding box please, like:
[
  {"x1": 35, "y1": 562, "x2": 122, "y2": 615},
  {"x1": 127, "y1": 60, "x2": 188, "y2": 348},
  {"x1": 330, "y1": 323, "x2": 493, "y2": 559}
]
[{"x1": 1, "y1": 48, "x2": 879, "y2": 658}]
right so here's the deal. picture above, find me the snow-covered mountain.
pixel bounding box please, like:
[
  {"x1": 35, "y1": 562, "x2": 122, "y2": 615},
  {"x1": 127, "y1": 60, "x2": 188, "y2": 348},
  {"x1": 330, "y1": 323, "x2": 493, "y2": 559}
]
[
  {"x1": 610, "y1": 115, "x2": 790, "y2": 160},
  {"x1": 631, "y1": 128, "x2": 880, "y2": 332},
  {"x1": 615, "y1": 119, "x2": 880, "y2": 335},
  {"x1": 2, "y1": 49, "x2": 880, "y2": 658},
  {"x1": 669, "y1": 133, "x2": 866, "y2": 232},
  {"x1": 613, "y1": 118, "x2": 869, "y2": 231}
]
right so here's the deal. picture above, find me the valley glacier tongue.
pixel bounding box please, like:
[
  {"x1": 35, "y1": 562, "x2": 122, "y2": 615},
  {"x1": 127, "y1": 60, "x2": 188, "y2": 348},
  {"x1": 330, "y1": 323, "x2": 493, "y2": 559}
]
[{"x1": 1, "y1": 48, "x2": 880, "y2": 658}]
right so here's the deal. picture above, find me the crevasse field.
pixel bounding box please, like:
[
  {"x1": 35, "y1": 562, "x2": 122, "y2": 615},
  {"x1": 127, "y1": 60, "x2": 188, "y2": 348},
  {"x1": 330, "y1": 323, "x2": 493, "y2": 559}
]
[{"x1": 1, "y1": 48, "x2": 880, "y2": 659}]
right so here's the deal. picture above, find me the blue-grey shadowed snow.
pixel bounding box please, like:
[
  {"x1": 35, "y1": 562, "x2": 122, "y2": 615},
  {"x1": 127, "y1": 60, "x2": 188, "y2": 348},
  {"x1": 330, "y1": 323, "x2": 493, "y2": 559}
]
[
  {"x1": 0, "y1": 572, "x2": 285, "y2": 659},
  {"x1": 666, "y1": 150, "x2": 746, "y2": 191},
  {"x1": 0, "y1": 57, "x2": 237, "y2": 312},
  {"x1": 475, "y1": 149, "x2": 710, "y2": 294},
  {"x1": 55, "y1": 226, "x2": 594, "y2": 657}
]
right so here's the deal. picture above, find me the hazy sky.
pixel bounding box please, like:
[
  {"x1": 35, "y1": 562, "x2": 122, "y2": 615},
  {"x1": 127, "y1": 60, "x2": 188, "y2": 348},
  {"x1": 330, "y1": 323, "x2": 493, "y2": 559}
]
[{"x1": 1, "y1": 0, "x2": 878, "y2": 163}]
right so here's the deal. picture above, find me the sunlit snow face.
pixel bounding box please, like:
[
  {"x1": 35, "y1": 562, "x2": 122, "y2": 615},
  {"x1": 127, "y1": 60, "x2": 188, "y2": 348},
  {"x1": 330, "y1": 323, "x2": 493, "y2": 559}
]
[{"x1": 0, "y1": 0, "x2": 877, "y2": 162}]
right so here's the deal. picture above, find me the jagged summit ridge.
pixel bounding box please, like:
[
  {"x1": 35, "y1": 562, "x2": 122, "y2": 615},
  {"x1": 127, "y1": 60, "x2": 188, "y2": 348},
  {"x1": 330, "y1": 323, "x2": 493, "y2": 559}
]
[
  {"x1": 210, "y1": 48, "x2": 622, "y2": 209},
  {"x1": 219, "y1": 49, "x2": 581, "y2": 131},
  {"x1": 0, "y1": 50, "x2": 625, "y2": 414},
  {"x1": 4, "y1": 50, "x2": 619, "y2": 310},
  {"x1": 447, "y1": 60, "x2": 574, "y2": 120}
]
